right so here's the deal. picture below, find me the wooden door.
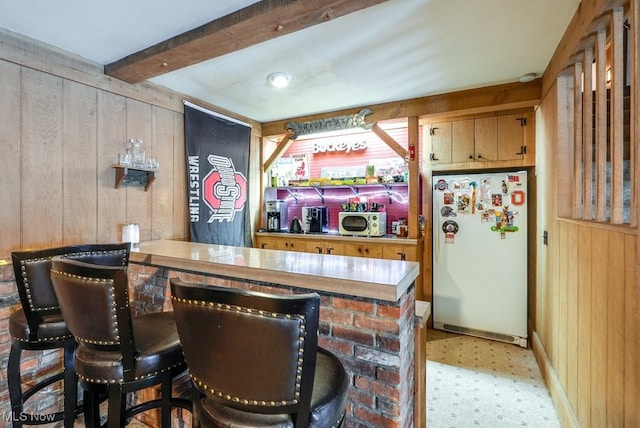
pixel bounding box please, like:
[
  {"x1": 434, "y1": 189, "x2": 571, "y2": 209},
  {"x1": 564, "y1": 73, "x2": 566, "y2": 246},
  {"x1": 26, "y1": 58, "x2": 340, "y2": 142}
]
[
  {"x1": 451, "y1": 119, "x2": 475, "y2": 163},
  {"x1": 497, "y1": 113, "x2": 526, "y2": 161},
  {"x1": 474, "y1": 117, "x2": 498, "y2": 162},
  {"x1": 428, "y1": 122, "x2": 452, "y2": 164}
]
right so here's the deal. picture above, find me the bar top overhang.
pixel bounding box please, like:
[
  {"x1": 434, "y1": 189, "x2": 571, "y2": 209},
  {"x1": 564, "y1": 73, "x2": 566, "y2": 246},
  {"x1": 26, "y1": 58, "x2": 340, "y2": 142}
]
[{"x1": 131, "y1": 240, "x2": 419, "y2": 301}]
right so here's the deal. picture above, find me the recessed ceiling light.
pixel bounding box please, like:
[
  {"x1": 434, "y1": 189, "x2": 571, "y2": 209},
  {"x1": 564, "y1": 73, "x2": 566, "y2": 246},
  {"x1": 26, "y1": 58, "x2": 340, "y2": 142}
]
[
  {"x1": 267, "y1": 72, "x2": 291, "y2": 88},
  {"x1": 518, "y1": 73, "x2": 537, "y2": 83}
]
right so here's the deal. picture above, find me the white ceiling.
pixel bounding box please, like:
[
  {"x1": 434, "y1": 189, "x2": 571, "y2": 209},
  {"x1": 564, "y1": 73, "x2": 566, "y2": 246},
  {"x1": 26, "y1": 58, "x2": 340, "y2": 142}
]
[{"x1": 0, "y1": 0, "x2": 580, "y2": 123}]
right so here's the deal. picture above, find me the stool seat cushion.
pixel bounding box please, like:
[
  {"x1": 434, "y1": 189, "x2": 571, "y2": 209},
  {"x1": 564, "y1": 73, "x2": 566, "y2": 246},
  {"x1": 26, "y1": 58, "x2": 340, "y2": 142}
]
[
  {"x1": 75, "y1": 312, "x2": 183, "y2": 383},
  {"x1": 199, "y1": 349, "x2": 348, "y2": 428},
  {"x1": 9, "y1": 309, "x2": 71, "y2": 342}
]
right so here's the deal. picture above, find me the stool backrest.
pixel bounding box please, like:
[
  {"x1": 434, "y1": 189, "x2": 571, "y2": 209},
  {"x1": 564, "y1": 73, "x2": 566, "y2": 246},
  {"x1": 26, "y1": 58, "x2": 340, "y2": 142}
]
[
  {"x1": 11, "y1": 243, "x2": 130, "y2": 340},
  {"x1": 170, "y1": 278, "x2": 320, "y2": 426},
  {"x1": 50, "y1": 257, "x2": 138, "y2": 378}
]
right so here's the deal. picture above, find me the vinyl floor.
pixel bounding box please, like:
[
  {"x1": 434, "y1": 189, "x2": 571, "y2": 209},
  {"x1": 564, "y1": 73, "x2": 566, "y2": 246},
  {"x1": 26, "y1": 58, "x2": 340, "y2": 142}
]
[{"x1": 426, "y1": 328, "x2": 561, "y2": 428}]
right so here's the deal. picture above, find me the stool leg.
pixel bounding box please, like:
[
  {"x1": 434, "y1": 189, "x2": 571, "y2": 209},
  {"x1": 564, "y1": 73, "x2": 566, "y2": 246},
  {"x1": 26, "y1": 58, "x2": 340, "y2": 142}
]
[
  {"x1": 62, "y1": 338, "x2": 77, "y2": 428},
  {"x1": 160, "y1": 378, "x2": 172, "y2": 428},
  {"x1": 107, "y1": 384, "x2": 126, "y2": 428},
  {"x1": 83, "y1": 390, "x2": 101, "y2": 428},
  {"x1": 8, "y1": 342, "x2": 24, "y2": 428}
]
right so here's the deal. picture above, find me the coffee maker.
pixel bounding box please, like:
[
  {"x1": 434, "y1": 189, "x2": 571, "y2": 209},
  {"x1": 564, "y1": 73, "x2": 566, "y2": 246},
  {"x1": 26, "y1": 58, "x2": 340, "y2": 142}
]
[
  {"x1": 265, "y1": 200, "x2": 287, "y2": 232},
  {"x1": 302, "y1": 206, "x2": 328, "y2": 233}
]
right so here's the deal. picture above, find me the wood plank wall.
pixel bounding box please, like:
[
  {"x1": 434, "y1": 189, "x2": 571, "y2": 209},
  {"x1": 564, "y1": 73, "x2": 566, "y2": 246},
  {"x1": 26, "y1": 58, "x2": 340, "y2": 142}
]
[
  {"x1": 533, "y1": 1, "x2": 640, "y2": 425},
  {"x1": 0, "y1": 31, "x2": 262, "y2": 259}
]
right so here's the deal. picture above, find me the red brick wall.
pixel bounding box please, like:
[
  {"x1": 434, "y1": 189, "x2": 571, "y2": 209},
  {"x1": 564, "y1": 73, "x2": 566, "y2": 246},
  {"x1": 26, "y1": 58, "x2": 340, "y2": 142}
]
[{"x1": 128, "y1": 261, "x2": 417, "y2": 428}]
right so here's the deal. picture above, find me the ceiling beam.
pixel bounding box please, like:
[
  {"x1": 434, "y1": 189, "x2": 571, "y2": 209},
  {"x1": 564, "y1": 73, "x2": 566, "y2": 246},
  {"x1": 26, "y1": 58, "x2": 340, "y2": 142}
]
[{"x1": 105, "y1": 0, "x2": 390, "y2": 83}]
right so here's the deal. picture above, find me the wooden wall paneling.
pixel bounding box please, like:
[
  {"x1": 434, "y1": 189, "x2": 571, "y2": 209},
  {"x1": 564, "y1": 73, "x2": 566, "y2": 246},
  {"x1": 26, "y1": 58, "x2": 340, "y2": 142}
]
[
  {"x1": 583, "y1": 48, "x2": 594, "y2": 221},
  {"x1": 565, "y1": 222, "x2": 579, "y2": 408},
  {"x1": 0, "y1": 60, "x2": 21, "y2": 257},
  {"x1": 97, "y1": 91, "x2": 127, "y2": 243},
  {"x1": 628, "y1": 2, "x2": 640, "y2": 425},
  {"x1": 576, "y1": 224, "x2": 591, "y2": 427},
  {"x1": 21, "y1": 69, "x2": 63, "y2": 248},
  {"x1": 606, "y1": 231, "x2": 625, "y2": 426},
  {"x1": 62, "y1": 80, "x2": 98, "y2": 244},
  {"x1": 125, "y1": 98, "x2": 153, "y2": 241},
  {"x1": 556, "y1": 222, "x2": 568, "y2": 389},
  {"x1": 625, "y1": 234, "x2": 639, "y2": 427},
  {"x1": 610, "y1": 7, "x2": 625, "y2": 224},
  {"x1": 151, "y1": 106, "x2": 175, "y2": 240},
  {"x1": 595, "y1": 29, "x2": 608, "y2": 222},
  {"x1": 556, "y1": 74, "x2": 573, "y2": 219},
  {"x1": 589, "y1": 227, "x2": 608, "y2": 427},
  {"x1": 172, "y1": 112, "x2": 188, "y2": 240}
]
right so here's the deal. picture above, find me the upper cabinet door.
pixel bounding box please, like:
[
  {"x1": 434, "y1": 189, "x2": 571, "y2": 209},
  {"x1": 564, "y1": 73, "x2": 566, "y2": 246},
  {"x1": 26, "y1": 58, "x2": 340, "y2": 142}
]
[
  {"x1": 429, "y1": 122, "x2": 452, "y2": 164},
  {"x1": 497, "y1": 114, "x2": 527, "y2": 161},
  {"x1": 474, "y1": 117, "x2": 498, "y2": 162},
  {"x1": 451, "y1": 119, "x2": 475, "y2": 163}
]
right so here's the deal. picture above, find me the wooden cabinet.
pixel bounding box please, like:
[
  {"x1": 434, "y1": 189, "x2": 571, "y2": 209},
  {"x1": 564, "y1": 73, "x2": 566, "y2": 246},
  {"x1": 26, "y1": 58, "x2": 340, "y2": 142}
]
[
  {"x1": 425, "y1": 109, "x2": 534, "y2": 169},
  {"x1": 428, "y1": 122, "x2": 452, "y2": 164},
  {"x1": 342, "y1": 243, "x2": 383, "y2": 258},
  {"x1": 255, "y1": 236, "x2": 311, "y2": 252},
  {"x1": 254, "y1": 233, "x2": 425, "y2": 299},
  {"x1": 497, "y1": 113, "x2": 530, "y2": 161},
  {"x1": 382, "y1": 243, "x2": 417, "y2": 261},
  {"x1": 451, "y1": 119, "x2": 476, "y2": 163}
]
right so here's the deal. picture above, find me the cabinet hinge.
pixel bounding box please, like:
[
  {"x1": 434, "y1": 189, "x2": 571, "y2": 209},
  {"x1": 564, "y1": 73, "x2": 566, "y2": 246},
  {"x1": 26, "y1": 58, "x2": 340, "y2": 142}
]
[
  {"x1": 517, "y1": 117, "x2": 527, "y2": 126},
  {"x1": 430, "y1": 127, "x2": 438, "y2": 136}
]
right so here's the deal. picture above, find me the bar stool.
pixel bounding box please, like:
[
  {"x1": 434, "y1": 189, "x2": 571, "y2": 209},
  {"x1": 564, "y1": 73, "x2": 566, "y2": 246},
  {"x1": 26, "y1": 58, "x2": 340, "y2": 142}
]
[
  {"x1": 170, "y1": 278, "x2": 348, "y2": 428},
  {"x1": 50, "y1": 256, "x2": 190, "y2": 428},
  {"x1": 8, "y1": 243, "x2": 130, "y2": 428}
]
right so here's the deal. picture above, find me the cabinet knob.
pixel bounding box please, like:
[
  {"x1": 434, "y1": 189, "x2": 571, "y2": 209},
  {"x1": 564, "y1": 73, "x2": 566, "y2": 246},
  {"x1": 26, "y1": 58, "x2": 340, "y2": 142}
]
[
  {"x1": 364, "y1": 248, "x2": 369, "y2": 254},
  {"x1": 476, "y1": 154, "x2": 482, "y2": 159},
  {"x1": 468, "y1": 155, "x2": 473, "y2": 159}
]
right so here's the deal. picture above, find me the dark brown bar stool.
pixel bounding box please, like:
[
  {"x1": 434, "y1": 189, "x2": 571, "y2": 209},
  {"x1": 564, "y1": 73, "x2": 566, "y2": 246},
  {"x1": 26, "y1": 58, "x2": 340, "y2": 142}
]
[
  {"x1": 170, "y1": 278, "x2": 348, "y2": 428},
  {"x1": 8, "y1": 243, "x2": 130, "y2": 428},
  {"x1": 50, "y1": 256, "x2": 190, "y2": 428}
]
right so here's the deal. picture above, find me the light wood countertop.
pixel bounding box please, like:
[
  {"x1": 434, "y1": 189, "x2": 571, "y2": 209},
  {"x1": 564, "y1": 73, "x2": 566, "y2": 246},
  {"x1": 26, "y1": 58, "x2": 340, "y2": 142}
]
[{"x1": 131, "y1": 240, "x2": 419, "y2": 302}]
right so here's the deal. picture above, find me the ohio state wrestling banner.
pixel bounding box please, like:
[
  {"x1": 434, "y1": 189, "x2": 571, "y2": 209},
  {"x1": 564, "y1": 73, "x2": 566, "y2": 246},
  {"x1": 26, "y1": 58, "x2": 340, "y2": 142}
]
[{"x1": 184, "y1": 101, "x2": 252, "y2": 246}]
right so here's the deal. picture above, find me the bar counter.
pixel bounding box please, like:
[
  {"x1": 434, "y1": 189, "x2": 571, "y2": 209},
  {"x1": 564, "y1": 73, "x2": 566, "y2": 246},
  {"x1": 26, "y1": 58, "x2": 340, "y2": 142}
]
[
  {"x1": 128, "y1": 239, "x2": 421, "y2": 427},
  {"x1": 130, "y1": 239, "x2": 419, "y2": 301}
]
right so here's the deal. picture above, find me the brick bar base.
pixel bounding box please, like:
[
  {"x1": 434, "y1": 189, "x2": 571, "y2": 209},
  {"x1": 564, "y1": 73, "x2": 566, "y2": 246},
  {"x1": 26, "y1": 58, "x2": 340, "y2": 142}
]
[{"x1": 128, "y1": 262, "x2": 416, "y2": 428}]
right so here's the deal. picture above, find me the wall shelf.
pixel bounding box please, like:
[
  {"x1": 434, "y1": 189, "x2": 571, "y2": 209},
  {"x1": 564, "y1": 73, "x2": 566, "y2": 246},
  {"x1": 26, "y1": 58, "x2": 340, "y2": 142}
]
[
  {"x1": 112, "y1": 164, "x2": 157, "y2": 191},
  {"x1": 276, "y1": 182, "x2": 406, "y2": 204}
]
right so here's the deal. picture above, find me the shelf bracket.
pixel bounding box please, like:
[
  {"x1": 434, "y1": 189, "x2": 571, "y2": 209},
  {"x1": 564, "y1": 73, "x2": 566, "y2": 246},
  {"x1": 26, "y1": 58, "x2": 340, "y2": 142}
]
[
  {"x1": 384, "y1": 184, "x2": 394, "y2": 204},
  {"x1": 285, "y1": 187, "x2": 299, "y2": 203},
  {"x1": 312, "y1": 186, "x2": 325, "y2": 204}
]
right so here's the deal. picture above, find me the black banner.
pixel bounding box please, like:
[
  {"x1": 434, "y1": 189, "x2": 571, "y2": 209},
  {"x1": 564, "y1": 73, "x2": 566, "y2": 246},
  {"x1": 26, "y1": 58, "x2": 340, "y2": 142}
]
[{"x1": 184, "y1": 102, "x2": 252, "y2": 247}]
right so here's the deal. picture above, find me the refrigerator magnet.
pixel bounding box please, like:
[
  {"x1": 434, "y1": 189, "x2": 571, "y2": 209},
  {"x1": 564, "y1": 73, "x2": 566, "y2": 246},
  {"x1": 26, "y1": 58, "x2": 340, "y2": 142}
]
[
  {"x1": 443, "y1": 192, "x2": 454, "y2": 204},
  {"x1": 441, "y1": 206, "x2": 455, "y2": 217},
  {"x1": 511, "y1": 190, "x2": 525, "y2": 206},
  {"x1": 445, "y1": 232, "x2": 455, "y2": 244},
  {"x1": 436, "y1": 179, "x2": 448, "y2": 191},
  {"x1": 442, "y1": 220, "x2": 459, "y2": 234}
]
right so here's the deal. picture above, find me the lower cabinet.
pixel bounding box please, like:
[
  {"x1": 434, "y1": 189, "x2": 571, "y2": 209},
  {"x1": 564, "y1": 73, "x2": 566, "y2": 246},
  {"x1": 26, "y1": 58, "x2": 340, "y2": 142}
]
[{"x1": 254, "y1": 233, "x2": 424, "y2": 300}]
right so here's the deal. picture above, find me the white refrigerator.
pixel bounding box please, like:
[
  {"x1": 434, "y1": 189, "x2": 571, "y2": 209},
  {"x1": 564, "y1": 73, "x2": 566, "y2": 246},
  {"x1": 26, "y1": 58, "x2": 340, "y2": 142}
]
[{"x1": 432, "y1": 171, "x2": 528, "y2": 347}]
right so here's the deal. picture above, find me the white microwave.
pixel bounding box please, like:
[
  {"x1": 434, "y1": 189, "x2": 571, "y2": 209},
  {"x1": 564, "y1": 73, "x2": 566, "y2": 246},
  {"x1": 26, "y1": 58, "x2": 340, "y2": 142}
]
[{"x1": 338, "y1": 212, "x2": 387, "y2": 237}]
